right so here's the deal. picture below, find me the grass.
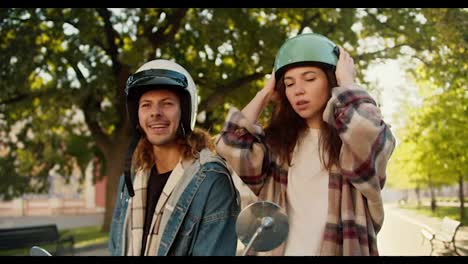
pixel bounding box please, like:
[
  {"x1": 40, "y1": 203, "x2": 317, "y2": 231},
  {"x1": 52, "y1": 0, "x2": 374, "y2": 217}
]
[
  {"x1": 0, "y1": 225, "x2": 109, "y2": 256},
  {"x1": 59, "y1": 225, "x2": 109, "y2": 248},
  {"x1": 399, "y1": 204, "x2": 468, "y2": 226},
  {"x1": 426, "y1": 197, "x2": 468, "y2": 203}
]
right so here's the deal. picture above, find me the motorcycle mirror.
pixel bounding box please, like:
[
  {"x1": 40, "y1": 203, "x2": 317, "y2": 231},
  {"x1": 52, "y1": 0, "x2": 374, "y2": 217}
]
[
  {"x1": 30, "y1": 246, "x2": 52, "y2": 256},
  {"x1": 236, "y1": 201, "x2": 288, "y2": 255}
]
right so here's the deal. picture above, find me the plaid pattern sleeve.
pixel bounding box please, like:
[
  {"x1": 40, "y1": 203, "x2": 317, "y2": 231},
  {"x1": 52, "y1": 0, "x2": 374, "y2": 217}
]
[
  {"x1": 323, "y1": 84, "x2": 396, "y2": 233},
  {"x1": 215, "y1": 107, "x2": 269, "y2": 195}
]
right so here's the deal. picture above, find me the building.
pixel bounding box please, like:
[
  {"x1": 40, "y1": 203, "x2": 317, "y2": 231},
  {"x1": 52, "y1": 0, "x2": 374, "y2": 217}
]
[{"x1": 0, "y1": 160, "x2": 106, "y2": 217}]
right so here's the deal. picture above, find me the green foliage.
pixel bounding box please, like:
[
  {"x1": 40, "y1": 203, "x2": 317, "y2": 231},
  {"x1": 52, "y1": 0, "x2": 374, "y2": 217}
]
[{"x1": 386, "y1": 9, "x2": 468, "y2": 191}]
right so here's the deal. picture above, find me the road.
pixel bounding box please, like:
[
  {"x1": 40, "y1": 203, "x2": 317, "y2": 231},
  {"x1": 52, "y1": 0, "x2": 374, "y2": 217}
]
[{"x1": 378, "y1": 204, "x2": 432, "y2": 256}]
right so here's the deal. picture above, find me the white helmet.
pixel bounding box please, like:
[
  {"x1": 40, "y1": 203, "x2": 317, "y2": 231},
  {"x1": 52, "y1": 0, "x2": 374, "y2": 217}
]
[{"x1": 125, "y1": 59, "x2": 198, "y2": 137}]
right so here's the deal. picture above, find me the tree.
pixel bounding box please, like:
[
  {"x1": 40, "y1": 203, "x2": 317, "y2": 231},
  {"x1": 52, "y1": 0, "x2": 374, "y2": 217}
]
[
  {"x1": 385, "y1": 8, "x2": 467, "y2": 218},
  {"x1": 1, "y1": 8, "x2": 462, "y2": 231}
]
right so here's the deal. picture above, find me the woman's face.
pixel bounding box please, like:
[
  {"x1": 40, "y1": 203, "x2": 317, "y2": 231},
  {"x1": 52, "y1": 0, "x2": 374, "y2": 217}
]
[{"x1": 283, "y1": 66, "x2": 330, "y2": 127}]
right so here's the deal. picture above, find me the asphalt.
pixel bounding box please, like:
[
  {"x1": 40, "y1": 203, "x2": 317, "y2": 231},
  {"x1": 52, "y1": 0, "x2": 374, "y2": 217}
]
[{"x1": 384, "y1": 203, "x2": 468, "y2": 256}]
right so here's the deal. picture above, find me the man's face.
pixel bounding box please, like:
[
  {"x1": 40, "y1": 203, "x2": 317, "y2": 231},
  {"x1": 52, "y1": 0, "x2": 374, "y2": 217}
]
[{"x1": 138, "y1": 89, "x2": 181, "y2": 147}]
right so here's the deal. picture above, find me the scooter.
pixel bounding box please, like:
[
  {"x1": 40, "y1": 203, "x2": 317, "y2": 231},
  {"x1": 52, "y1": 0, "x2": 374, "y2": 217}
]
[{"x1": 236, "y1": 201, "x2": 289, "y2": 256}]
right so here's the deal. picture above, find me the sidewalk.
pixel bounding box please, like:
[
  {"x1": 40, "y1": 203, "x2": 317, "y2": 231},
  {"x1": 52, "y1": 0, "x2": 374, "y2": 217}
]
[{"x1": 386, "y1": 203, "x2": 468, "y2": 256}]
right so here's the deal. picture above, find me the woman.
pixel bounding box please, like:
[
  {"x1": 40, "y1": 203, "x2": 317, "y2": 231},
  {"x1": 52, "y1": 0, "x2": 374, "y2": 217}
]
[{"x1": 216, "y1": 33, "x2": 395, "y2": 256}]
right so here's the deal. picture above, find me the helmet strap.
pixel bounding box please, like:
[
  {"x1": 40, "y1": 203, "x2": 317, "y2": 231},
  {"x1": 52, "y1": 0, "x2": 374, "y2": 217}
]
[
  {"x1": 178, "y1": 122, "x2": 186, "y2": 138},
  {"x1": 123, "y1": 133, "x2": 139, "y2": 197}
]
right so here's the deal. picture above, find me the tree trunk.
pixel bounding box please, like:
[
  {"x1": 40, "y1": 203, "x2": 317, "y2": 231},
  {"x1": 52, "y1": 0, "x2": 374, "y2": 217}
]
[
  {"x1": 415, "y1": 185, "x2": 421, "y2": 208},
  {"x1": 459, "y1": 175, "x2": 465, "y2": 221},
  {"x1": 100, "y1": 137, "x2": 129, "y2": 232},
  {"x1": 428, "y1": 174, "x2": 437, "y2": 213},
  {"x1": 430, "y1": 191, "x2": 437, "y2": 213}
]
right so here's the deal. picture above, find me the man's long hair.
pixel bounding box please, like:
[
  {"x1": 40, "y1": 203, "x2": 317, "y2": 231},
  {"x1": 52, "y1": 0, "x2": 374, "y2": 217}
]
[
  {"x1": 131, "y1": 127, "x2": 214, "y2": 172},
  {"x1": 264, "y1": 62, "x2": 342, "y2": 171}
]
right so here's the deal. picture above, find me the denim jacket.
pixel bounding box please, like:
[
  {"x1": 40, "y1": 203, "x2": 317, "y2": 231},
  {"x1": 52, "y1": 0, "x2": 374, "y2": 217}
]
[{"x1": 108, "y1": 150, "x2": 240, "y2": 256}]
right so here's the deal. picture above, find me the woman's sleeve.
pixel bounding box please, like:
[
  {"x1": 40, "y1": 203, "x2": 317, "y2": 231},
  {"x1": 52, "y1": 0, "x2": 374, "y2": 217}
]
[
  {"x1": 215, "y1": 107, "x2": 270, "y2": 196},
  {"x1": 323, "y1": 84, "x2": 396, "y2": 223}
]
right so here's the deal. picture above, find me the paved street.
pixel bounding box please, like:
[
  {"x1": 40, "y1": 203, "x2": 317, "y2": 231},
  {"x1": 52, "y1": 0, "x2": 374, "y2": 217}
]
[
  {"x1": 378, "y1": 204, "x2": 433, "y2": 255},
  {"x1": 379, "y1": 203, "x2": 467, "y2": 256}
]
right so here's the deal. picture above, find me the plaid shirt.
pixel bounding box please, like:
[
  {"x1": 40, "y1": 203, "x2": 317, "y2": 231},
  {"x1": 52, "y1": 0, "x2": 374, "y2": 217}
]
[{"x1": 216, "y1": 84, "x2": 396, "y2": 256}]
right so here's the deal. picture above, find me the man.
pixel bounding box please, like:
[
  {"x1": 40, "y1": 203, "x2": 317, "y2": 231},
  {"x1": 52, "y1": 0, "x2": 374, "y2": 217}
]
[{"x1": 108, "y1": 59, "x2": 240, "y2": 256}]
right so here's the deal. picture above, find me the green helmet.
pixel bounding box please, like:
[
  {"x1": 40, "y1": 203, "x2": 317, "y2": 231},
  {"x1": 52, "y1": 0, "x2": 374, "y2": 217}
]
[{"x1": 274, "y1": 33, "x2": 340, "y2": 80}]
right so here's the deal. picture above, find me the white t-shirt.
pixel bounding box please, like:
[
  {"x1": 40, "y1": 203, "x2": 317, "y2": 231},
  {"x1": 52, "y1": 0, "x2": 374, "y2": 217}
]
[{"x1": 284, "y1": 128, "x2": 329, "y2": 256}]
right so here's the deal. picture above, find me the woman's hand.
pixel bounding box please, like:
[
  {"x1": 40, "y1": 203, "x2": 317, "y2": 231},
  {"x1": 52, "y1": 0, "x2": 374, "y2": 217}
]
[
  {"x1": 258, "y1": 68, "x2": 280, "y2": 107},
  {"x1": 335, "y1": 46, "x2": 356, "y2": 87},
  {"x1": 241, "y1": 69, "x2": 279, "y2": 124}
]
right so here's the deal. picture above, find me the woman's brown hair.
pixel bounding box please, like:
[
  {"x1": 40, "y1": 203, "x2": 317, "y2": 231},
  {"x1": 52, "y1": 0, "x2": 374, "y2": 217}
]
[
  {"x1": 131, "y1": 127, "x2": 214, "y2": 172},
  {"x1": 264, "y1": 62, "x2": 342, "y2": 171}
]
